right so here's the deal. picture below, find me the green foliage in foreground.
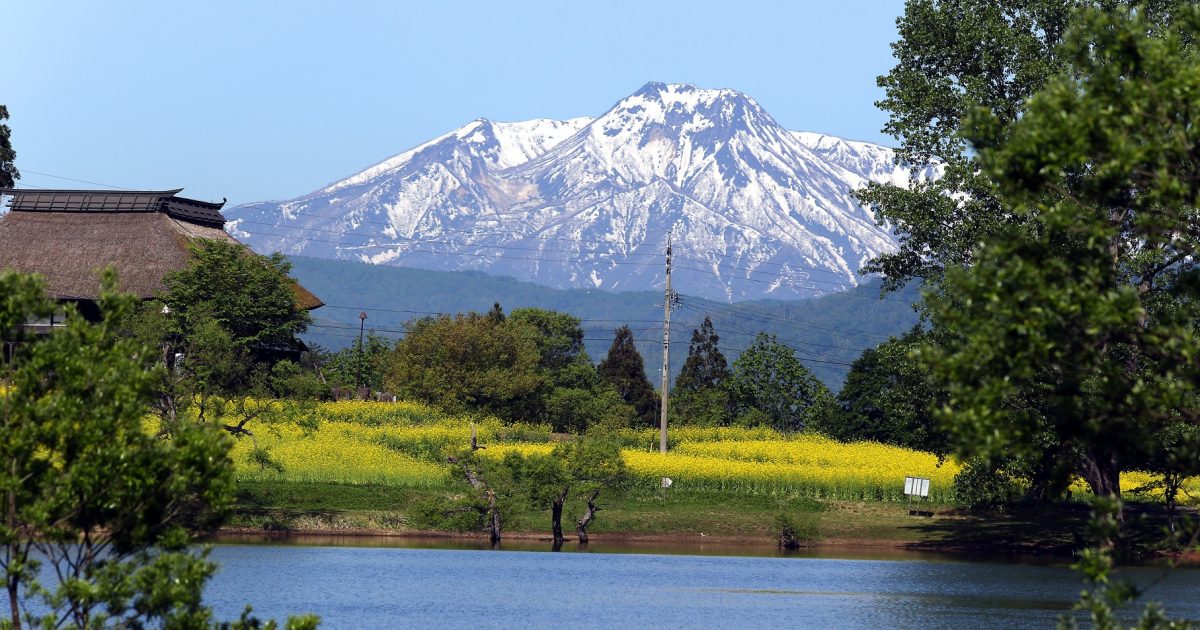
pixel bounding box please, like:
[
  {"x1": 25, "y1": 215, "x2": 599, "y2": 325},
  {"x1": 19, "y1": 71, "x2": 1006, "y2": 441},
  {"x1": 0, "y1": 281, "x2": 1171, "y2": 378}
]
[
  {"x1": 874, "y1": 1, "x2": 1200, "y2": 624},
  {"x1": 928, "y1": 2, "x2": 1200, "y2": 502},
  {"x1": 0, "y1": 270, "x2": 317, "y2": 629}
]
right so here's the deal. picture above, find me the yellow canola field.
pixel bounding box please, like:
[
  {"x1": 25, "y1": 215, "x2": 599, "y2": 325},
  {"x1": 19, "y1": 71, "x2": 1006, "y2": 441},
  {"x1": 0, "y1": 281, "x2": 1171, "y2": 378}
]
[
  {"x1": 486, "y1": 435, "x2": 958, "y2": 502},
  {"x1": 214, "y1": 400, "x2": 1196, "y2": 505},
  {"x1": 229, "y1": 421, "x2": 445, "y2": 487}
]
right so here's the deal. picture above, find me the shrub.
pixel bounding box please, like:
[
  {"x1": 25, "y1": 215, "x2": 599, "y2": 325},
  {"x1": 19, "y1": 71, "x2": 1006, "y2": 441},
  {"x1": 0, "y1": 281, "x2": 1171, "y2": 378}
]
[
  {"x1": 953, "y1": 458, "x2": 1027, "y2": 511},
  {"x1": 775, "y1": 512, "x2": 819, "y2": 549}
]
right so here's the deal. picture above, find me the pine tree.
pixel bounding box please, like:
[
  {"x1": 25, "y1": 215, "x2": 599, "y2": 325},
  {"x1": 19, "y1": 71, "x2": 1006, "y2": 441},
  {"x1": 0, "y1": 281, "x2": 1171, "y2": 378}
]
[
  {"x1": 671, "y1": 317, "x2": 733, "y2": 426},
  {"x1": 486, "y1": 302, "x2": 506, "y2": 324},
  {"x1": 0, "y1": 105, "x2": 18, "y2": 188},
  {"x1": 675, "y1": 316, "x2": 730, "y2": 392},
  {"x1": 597, "y1": 325, "x2": 658, "y2": 426}
]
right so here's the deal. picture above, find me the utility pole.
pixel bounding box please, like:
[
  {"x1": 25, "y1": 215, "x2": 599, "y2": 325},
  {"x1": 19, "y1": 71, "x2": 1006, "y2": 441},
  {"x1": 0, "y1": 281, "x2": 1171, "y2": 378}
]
[
  {"x1": 356, "y1": 311, "x2": 367, "y2": 392},
  {"x1": 659, "y1": 234, "x2": 675, "y2": 454}
]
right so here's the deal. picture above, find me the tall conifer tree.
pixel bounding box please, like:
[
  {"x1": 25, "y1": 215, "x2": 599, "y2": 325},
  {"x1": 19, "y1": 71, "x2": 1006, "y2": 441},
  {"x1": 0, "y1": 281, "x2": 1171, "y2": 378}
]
[
  {"x1": 675, "y1": 316, "x2": 730, "y2": 392},
  {"x1": 671, "y1": 317, "x2": 733, "y2": 426},
  {"x1": 597, "y1": 326, "x2": 658, "y2": 426}
]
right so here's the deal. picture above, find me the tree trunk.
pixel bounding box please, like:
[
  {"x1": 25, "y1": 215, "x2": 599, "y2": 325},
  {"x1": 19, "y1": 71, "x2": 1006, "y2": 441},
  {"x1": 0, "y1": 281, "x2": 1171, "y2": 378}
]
[
  {"x1": 551, "y1": 489, "x2": 568, "y2": 546},
  {"x1": 7, "y1": 573, "x2": 19, "y2": 630},
  {"x1": 7, "y1": 459, "x2": 21, "y2": 630},
  {"x1": 1165, "y1": 473, "x2": 1180, "y2": 534},
  {"x1": 487, "y1": 491, "x2": 501, "y2": 547},
  {"x1": 576, "y1": 488, "x2": 601, "y2": 545},
  {"x1": 1079, "y1": 447, "x2": 1122, "y2": 516}
]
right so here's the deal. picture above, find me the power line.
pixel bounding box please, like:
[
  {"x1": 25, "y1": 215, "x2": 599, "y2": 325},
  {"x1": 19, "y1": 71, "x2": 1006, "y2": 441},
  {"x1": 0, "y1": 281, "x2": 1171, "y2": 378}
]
[
  {"x1": 671, "y1": 261, "x2": 913, "y2": 302},
  {"x1": 10, "y1": 168, "x2": 908, "y2": 300},
  {"x1": 320, "y1": 303, "x2": 668, "y2": 325},
  {"x1": 19, "y1": 169, "x2": 134, "y2": 190},
  {"x1": 242, "y1": 217, "x2": 896, "y2": 295},
  {"x1": 674, "y1": 301, "x2": 867, "y2": 355},
  {"x1": 241, "y1": 207, "x2": 879, "y2": 282},
  {"x1": 236, "y1": 219, "x2": 665, "y2": 260},
  {"x1": 240, "y1": 210, "x2": 662, "y2": 252},
  {"x1": 675, "y1": 295, "x2": 899, "y2": 342},
  {"x1": 237, "y1": 227, "x2": 668, "y2": 268}
]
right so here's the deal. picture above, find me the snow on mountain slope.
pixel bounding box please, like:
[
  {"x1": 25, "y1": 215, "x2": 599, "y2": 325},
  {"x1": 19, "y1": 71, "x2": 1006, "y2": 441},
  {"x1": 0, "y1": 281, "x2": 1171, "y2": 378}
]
[{"x1": 227, "y1": 83, "x2": 926, "y2": 302}]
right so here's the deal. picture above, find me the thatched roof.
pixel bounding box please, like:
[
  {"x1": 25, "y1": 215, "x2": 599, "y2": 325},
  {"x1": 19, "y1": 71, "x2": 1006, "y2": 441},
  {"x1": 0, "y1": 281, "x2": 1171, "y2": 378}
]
[{"x1": 0, "y1": 189, "x2": 322, "y2": 310}]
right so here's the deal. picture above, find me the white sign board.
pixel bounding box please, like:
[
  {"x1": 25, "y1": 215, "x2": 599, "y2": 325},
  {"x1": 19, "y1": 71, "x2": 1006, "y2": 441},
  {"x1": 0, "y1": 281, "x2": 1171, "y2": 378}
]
[
  {"x1": 661, "y1": 477, "x2": 673, "y2": 489},
  {"x1": 904, "y1": 476, "x2": 930, "y2": 498}
]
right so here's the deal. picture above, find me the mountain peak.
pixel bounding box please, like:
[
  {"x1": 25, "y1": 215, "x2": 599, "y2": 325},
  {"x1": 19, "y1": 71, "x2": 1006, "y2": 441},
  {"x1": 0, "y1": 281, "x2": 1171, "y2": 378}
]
[
  {"x1": 592, "y1": 82, "x2": 776, "y2": 145},
  {"x1": 227, "y1": 85, "x2": 923, "y2": 302},
  {"x1": 632, "y1": 81, "x2": 745, "y2": 103}
]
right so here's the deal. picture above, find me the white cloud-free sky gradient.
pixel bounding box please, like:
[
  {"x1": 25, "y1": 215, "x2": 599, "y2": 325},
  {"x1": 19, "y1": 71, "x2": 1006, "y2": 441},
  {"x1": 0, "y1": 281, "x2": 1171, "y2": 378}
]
[{"x1": 3, "y1": 0, "x2": 907, "y2": 205}]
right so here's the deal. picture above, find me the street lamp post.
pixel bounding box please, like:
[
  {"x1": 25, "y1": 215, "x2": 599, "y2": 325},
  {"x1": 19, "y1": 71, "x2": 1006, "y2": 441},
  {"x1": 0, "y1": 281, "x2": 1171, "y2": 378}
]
[{"x1": 356, "y1": 311, "x2": 367, "y2": 393}]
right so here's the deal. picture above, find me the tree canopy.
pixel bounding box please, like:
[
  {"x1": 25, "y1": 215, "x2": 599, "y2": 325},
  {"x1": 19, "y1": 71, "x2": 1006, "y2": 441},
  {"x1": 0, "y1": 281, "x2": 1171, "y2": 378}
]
[
  {"x1": 728, "y1": 333, "x2": 831, "y2": 433},
  {"x1": 597, "y1": 326, "x2": 658, "y2": 427},
  {"x1": 384, "y1": 310, "x2": 542, "y2": 419},
  {"x1": 0, "y1": 105, "x2": 17, "y2": 189},
  {"x1": 671, "y1": 316, "x2": 733, "y2": 426},
  {"x1": 920, "y1": 4, "x2": 1200, "y2": 500},
  {"x1": 162, "y1": 238, "x2": 311, "y2": 351},
  {"x1": 384, "y1": 306, "x2": 633, "y2": 431}
]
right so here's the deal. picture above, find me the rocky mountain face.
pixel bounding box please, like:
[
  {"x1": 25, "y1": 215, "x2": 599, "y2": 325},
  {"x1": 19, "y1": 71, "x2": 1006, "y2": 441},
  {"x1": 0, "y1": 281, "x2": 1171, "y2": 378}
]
[{"x1": 227, "y1": 82, "x2": 932, "y2": 302}]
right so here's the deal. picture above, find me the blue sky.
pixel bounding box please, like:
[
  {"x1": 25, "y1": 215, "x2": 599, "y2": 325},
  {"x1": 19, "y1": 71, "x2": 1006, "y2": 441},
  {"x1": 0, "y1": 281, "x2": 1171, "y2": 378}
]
[{"x1": 3, "y1": 0, "x2": 906, "y2": 205}]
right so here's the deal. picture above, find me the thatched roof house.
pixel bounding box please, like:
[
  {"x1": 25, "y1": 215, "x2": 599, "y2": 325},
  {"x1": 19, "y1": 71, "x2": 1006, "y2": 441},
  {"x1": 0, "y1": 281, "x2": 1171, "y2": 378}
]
[{"x1": 0, "y1": 188, "x2": 323, "y2": 315}]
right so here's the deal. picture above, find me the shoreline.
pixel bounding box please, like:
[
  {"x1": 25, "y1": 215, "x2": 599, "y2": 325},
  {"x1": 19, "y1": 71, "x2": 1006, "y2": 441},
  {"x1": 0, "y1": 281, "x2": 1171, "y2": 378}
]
[{"x1": 205, "y1": 525, "x2": 1200, "y2": 565}]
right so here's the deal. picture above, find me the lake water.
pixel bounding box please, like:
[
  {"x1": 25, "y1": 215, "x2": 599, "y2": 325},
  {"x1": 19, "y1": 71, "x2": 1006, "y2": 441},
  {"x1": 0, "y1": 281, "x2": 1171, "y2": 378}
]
[{"x1": 202, "y1": 540, "x2": 1200, "y2": 629}]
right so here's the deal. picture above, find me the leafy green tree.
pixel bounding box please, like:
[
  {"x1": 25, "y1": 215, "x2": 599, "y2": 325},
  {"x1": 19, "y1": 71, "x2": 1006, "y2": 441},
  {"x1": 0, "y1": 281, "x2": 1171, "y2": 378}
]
[
  {"x1": 504, "y1": 437, "x2": 626, "y2": 546},
  {"x1": 0, "y1": 105, "x2": 17, "y2": 189},
  {"x1": 125, "y1": 238, "x2": 319, "y2": 435},
  {"x1": 385, "y1": 306, "x2": 630, "y2": 431},
  {"x1": 860, "y1": 0, "x2": 1197, "y2": 507},
  {"x1": 925, "y1": 4, "x2": 1200, "y2": 502},
  {"x1": 728, "y1": 333, "x2": 831, "y2": 433},
  {"x1": 563, "y1": 437, "x2": 628, "y2": 544},
  {"x1": 509, "y1": 308, "x2": 587, "y2": 374},
  {"x1": 597, "y1": 326, "x2": 659, "y2": 427},
  {"x1": 675, "y1": 317, "x2": 730, "y2": 392},
  {"x1": 858, "y1": 0, "x2": 1187, "y2": 289},
  {"x1": 672, "y1": 316, "x2": 733, "y2": 426},
  {"x1": 384, "y1": 311, "x2": 541, "y2": 419},
  {"x1": 828, "y1": 329, "x2": 947, "y2": 451},
  {"x1": 856, "y1": 0, "x2": 1081, "y2": 290},
  {"x1": 544, "y1": 386, "x2": 634, "y2": 434},
  {"x1": 162, "y1": 238, "x2": 312, "y2": 352},
  {"x1": 509, "y1": 307, "x2": 614, "y2": 431},
  {"x1": 0, "y1": 270, "x2": 316, "y2": 629}
]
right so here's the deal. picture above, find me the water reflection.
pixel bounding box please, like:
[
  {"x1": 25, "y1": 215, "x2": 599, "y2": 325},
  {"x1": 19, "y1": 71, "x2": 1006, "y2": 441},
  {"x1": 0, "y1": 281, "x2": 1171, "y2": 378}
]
[{"x1": 205, "y1": 532, "x2": 1080, "y2": 565}]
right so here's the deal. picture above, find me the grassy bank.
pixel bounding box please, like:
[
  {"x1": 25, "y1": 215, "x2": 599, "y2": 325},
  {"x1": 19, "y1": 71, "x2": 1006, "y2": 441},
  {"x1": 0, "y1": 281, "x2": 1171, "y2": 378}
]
[{"x1": 229, "y1": 480, "x2": 1194, "y2": 559}]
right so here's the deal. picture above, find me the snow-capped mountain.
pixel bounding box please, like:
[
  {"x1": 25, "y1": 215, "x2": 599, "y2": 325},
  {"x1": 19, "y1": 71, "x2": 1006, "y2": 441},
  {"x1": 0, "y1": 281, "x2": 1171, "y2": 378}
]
[{"x1": 227, "y1": 82, "x2": 932, "y2": 302}]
